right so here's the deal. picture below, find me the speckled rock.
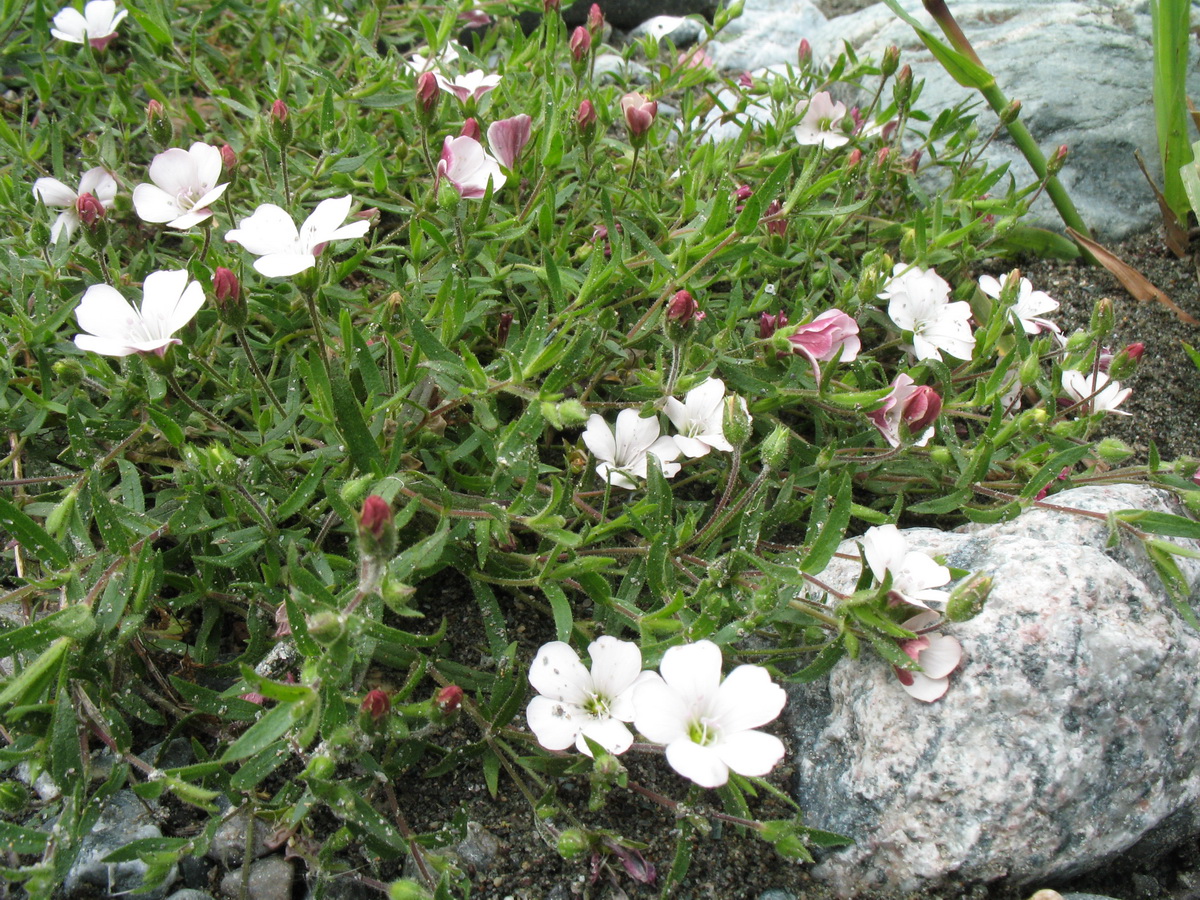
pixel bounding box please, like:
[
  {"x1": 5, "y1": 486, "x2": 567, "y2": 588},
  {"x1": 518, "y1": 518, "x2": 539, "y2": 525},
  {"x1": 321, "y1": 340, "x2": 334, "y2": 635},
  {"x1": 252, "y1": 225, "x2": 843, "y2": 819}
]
[
  {"x1": 789, "y1": 485, "x2": 1200, "y2": 896},
  {"x1": 219, "y1": 855, "x2": 294, "y2": 900},
  {"x1": 62, "y1": 790, "x2": 178, "y2": 899}
]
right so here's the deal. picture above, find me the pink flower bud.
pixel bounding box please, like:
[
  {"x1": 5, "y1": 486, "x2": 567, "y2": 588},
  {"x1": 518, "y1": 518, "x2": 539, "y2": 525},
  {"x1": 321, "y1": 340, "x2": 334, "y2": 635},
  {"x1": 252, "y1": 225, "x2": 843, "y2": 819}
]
[
  {"x1": 666, "y1": 290, "x2": 705, "y2": 326},
  {"x1": 1125, "y1": 342, "x2": 1144, "y2": 362},
  {"x1": 587, "y1": 2, "x2": 604, "y2": 34},
  {"x1": 1047, "y1": 143, "x2": 1069, "y2": 176},
  {"x1": 213, "y1": 267, "x2": 240, "y2": 305},
  {"x1": 738, "y1": 71, "x2": 754, "y2": 89},
  {"x1": 785, "y1": 309, "x2": 860, "y2": 376},
  {"x1": 459, "y1": 116, "x2": 481, "y2": 142},
  {"x1": 75, "y1": 192, "x2": 105, "y2": 226},
  {"x1": 847, "y1": 148, "x2": 862, "y2": 167},
  {"x1": 435, "y1": 684, "x2": 464, "y2": 714},
  {"x1": 907, "y1": 148, "x2": 923, "y2": 173},
  {"x1": 577, "y1": 99, "x2": 597, "y2": 130},
  {"x1": 869, "y1": 374, "x2": 941, "y2": 448},
  {"x1": 875, "y1": 146, "x2": 891, "y2": 168},
  {"x1": 361, "y1": 689, "x2": 391, "y2": 721},
  {"x1": 759, "y1": 310, "x2": 788, "y2": 340},
  {"x1": 544, "y1": 0, "x2": 560, "y2": 10},
  {"x1": 360, "y1": 495, "x2": 391, "y2": 541},
  {"x1": 763, "y1": 199, "x2": 786, "y2": 236},
  {"x1": 147, "y1": 99, "x2": 164, "y2": 119},
  {"x1": 271, "y1": 99, "x2": 289, "y2": 123},
  {"x1": 734, "y1": 184, "x2": 753, "y2": 205},
  {"x1": 219, "y1": 143, "x2": 238, "y2": 171},
  {"x1": 902, "y1": 385, "x2": 942, "y2": 435},
  {"x1": 416, "y1": 71, "x2": 440, "y2": 117},
  {"x1": 797, "y1": 38, "x2": 812, "y2": 66},
  {"x1": 497, "y1": 312, "x2": 513, "y2": 347},
  {"x1": 569, "y1": 25, "x2": 591, "y2": 61},
  {"x1": 620, "y1": 92, "x2": 657, "y2": 141}
]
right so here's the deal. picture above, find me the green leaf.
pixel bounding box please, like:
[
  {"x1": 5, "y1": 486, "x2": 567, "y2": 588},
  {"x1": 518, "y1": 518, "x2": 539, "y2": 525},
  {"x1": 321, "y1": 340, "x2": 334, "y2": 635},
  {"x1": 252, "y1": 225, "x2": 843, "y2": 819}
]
[
  {"x1": 0, "y1": 638, "x2": 70, "y2": 709},
  {"x1": 221, "y1": 696, "x2": 314, "y2": 762},
  {"x1": 0, "y1": 820, "x2": 50, "y2": 854},
  {"x1": 785, "y1": 638, "x2": 846, "y2": 683},
  {"x1": 329, "y1": 372, "x2": 382, "y2": 473},
  {"x1": 801, "y1": 471, "x2": 851, "y2": 574},
  {"x1": 0, "y1": 495, "x2": 69, "y2": 569},
  {"x1": 1115, "y1": 510, "x2": 1200, "y2": 540},
  {"x1": 542, "y1": 582, "x2": 573, "y2": 643}
]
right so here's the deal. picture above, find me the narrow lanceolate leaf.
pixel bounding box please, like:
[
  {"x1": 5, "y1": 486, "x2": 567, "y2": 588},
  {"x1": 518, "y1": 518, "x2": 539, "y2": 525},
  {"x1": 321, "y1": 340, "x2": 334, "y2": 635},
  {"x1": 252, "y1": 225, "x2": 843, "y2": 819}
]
[
  {"x1": 329, "y1": 372, "x2": 382, "y2": 473},
  {"x1": 0, "y1": 495, "x2": 70, "y2": 569}
]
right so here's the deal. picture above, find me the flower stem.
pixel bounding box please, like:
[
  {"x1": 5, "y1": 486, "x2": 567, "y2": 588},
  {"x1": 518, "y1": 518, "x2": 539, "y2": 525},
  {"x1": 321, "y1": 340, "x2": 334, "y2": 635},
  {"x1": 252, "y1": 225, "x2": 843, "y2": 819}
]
[
  {"x1": 236, "y1": 328, "x2": 286, "y2": 415},
  {"x1": 165, "y1": 367, "x2": 233, "y2": 437},
  {"x1": 304, "y1": 288, "x2": 332, "y2": 383}
]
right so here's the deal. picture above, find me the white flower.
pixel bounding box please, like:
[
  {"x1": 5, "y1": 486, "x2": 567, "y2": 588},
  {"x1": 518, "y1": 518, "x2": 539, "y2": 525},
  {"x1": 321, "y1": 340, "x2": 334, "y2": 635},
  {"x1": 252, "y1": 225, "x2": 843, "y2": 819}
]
[
  {"x1": 132, "y1": 143, "x2": 229, "y2": 230},
  {"x1": 664, "y1": 377, "x2": 734, "y2": 458},
  {"x1": 527, "y1": 637, "x2": 653, "y2": 756},
  {"x1": 1061, "y1": 369, "x2": 1131, "y2": 416},
  {"x1": 406, "y1": 43, "x2": 460, "y2": 74},
  {"x1": 582, "y1": 409, "x2": 682, "y2": 490},
  {"x1": 32, "y1": 166, "x2": 117, "y2": 242},
  {"x1": 73, "y1": 269, "x2": 205, "y2": 357},
  {"x1": 225, "y1": 195, "x2": 371, "y2": 277},
  {"x1": 860, "y1": 524, "x2": 950, "y2": 610},
  {"x1": 978, "y1": 271, "x2": 1062, "y2": 339},
  {"x1": 633, "y1": 640, "x2": 786, "y2": 788},
  {"x1": 51, "y1": 0, "x2": 126, "y2": 49},
  {"x1": 895, "y1": 611, "x2": 962, "y2": 702},
  {"x1": 879, "y1": 263, "x2": 975, "y2": 362},
  {"x1": 433, "y1": 69, "x2": 501, "y2": 104},
  {"x1": 793, "y1": 91, "x2": 850, "y2": 149}
]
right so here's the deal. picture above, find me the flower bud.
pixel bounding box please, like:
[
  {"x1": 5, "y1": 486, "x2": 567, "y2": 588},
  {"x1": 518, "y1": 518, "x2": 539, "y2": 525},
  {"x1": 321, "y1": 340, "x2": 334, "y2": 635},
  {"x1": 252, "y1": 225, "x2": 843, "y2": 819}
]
[
  {"x1": 307, "y1": 611, "x2": 346, "y2": 644},
  {"x1": 722, "y1": 394, "x2": 752, "y2": 448},
  {"x1": 880, "y1": 44, "x2": 900, "y2": 78},
  {"x1": 763, "y1": 198, "x2": 785, "y2": 237},
  {"x1": 576, "y1": 99, "x2": 598, "y2": 145},
  {"x1": 846, "y1": 147, "x2": 862, "y2": 168},
  {"x1": 761, "y1": 424, "x2": 791, "y2": 470},
  {"x1": 435, "y1": 684, "x2": 463, "y2": 715},
  {"x1": 1107, "y1": 342, "x2": 1144, "y2": 380},
  {"x1": 219, "y1": 143, "x2": 238, "y2": 173},
  {"x1": 666, "y1": 290, "x2": 703, "y2": 325},
  {"x1": 738, "y1": 71, "x2": 754, "y2": 89},
  {"x1": 1047, "y1": 144, "x2": 1069, "y2": 177},
  {"x1": 902, "y1": 384, "x2": 941, "y2": 435},
  {"x1": 569, "y1": 25, "x2": 591, "y2": 62},
  {"x1": 797, "y1": 38, "x2": 811, "y2": 67},
  {"x1": 75, "y1": 192, "x2": 105, "y2": 227},
  {"x1": 620, "y1": 92, "x2": 657, "y2": 145},
  {"x1": 759, "y1": 310, "x2": 787, "y2": 340},
  {"x1": 587, "y1": 2, "x2": 604, "y2": 35},
  {"x1": 892, "y1": 64, "x2": 913, "y2": 109},
  {"x1": 53, "y1": 358, "x2": 84, "y2": 386},
  {"x1": 906, "y1": 148, "x2": 922, "y2": 173},
  {"x1": 544, "y1": 0, "x2": 560, "y2": 9},
  {"x1": 303, "y1": 754, "x2": 336, "y2": 780},
  {"x1": 212, "y1": 267, "x2": 247, "y2": 329},
  {"x1": 1089, "y1": 296, "x2": 1114, "y2": 337},
  {"x1": 459, "y1": 116, "x2": 481, "y2": 142},
  {"x1": 497, "y1": 311, "x2": 513, "y2": 346},
  {"x1": 999, "y1": 99, "x2": 1021, "y2": 125},
  {"x1": 270, "y1": 99, "x2": 292, "y2": 145},
  {"x1": 415, "y1": 71, "x2": 440, "y2": 121},
  {"x1": 945, "y1": 574, "x2": 992, "y2": 622},
  {"x1": 734, "y1": 184, "x2": 753, "y2": 205},
  {"x1": 147, "y1": 99, "x2": 172, "y2": 146},
  {"x1": 358, "y1": 495, "x2": 397, "y2": 560},
  {"x1": 388, "y1": 880, "x2": 433, "y2": 900},
  {"x1": 1095, "y1": 436, "x2": 1134, "y2": 464},
  {"x1": 360, "y1": 689, "x2": 391, "y2": 722},
  {"x1": 556, "y1": 829, "x2": 590, "y2": 858}
]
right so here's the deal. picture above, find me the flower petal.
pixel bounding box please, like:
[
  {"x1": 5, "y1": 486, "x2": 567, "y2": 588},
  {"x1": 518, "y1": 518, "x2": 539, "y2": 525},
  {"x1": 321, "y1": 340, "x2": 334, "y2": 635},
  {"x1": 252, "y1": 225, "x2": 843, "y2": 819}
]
[
  {"x1": 587, "y1": 636, "x2": 643, "y2": 701},
  {"x1": 917, "y1": 633, "x2": 961, "y2": 679},
  {"x1": 528, "y1": 641, "x2": 591, "y2": 705},
  {"x1": 147, "y1": 147, "x2": 199, "y2": 199},
  {"x1": 187, "y1": 142, "x2": 223, "y2": 191},
  {"x1": 715, "y1": 729, "x2": 785, "y2": 778},
  {"x1": 710, "y1": 664, "x2": 786, "y2": 734},
  {"x1": 225, "y1": 204, "x2": 300, "y2": 256},
  {"x1": 301, "y1": 195, "x2": 355, "y2": 248},
  {"x1": 74, "y1": 283, "x2": 140, "y2": 343},
  {"x1": 132, "y1": 183, "x2": 183, "y2": 224},
  {"x1": 582, "y1": 415, "x2": 616, "y2": 464},
  {"x1": 32, "y1": 177, "x2": 77, "y2": 208},
  {"x1": 526, "y1": 695, "x2": 583, "y2": 751},
  {"x1": 901, "y1": 672, "x2": 949, "y2": 702},
  {"x1": 252, "y1": 253, "x2": 317, "y2": 278},
  {"x1": 51, "y1": 7, "x2": 87, "y2": 40},
  {"x1": 614, "y1": 408, "x2": 660, "y2": 461},
  {"x1": 78, "y1": 167, "x2": 118, "y2": 206},
  {"x1": 138, "y1": 269, "x2": 195, "y2": 338},
  {"x1": 665, "y1": 738, "x2": 729, "y2": 787},
  {"x1": 576, "y1": 718, "x2": 634, "y2": 756},
  {"x1": 659, "y1": 640, "x2": 723, "y2": 706},
  {"x1": 631, "y1": 674, "x2": 689, "y2": 744}
]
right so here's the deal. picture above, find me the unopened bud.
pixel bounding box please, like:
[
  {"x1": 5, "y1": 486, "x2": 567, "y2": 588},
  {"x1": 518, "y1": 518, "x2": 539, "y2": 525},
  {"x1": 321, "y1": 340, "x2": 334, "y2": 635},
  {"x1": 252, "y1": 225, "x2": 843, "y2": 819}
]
[
  {"x1": 435, "y1": 684, "x2": 463, "y2": 715},
  {"x1": 759, "y1": 309, "x2": 788, "y2": 340},
  {"x1": 569, "y1": 25, "x2": 591, "y2": 62},
  {"x1": 1095, "y1": 436, "x2": 1134, "y2": 464},
  {"x1": 1089, "y1": 296, "x2": 1114, "y2": 337},
  {"x1": 587, "y1": 2, "x2": 603, "y2": 34},
  {"x1": 1046, "y1": 144, "x2": 1068, "y2": 177},
  {"x1": 497, "y1": 312, "x2": 513, "y2": 347},
  {"x1": 557, "y1": 829, "x2": 590, "y2": 859},
  {"x1": 415, "y1": 71, "x2": 439, "y2": 121},
  {"x1": 880, "y1": 44, "x2": 900, "y2": 78},
  {"x1": 1107, "y1": 341, "x2": 1144, "y2": 380},
  {"x1": 763, "y1": 198, "x2": 785, "y2": 237},
  {"x1": 738, "y1": 71, "x2": 753, "y2": 89},
  {"x1": 945, "y1": 574, "x2": 992, "y2": 622},
  {"x1": 797, "y1": 38, "x2": 811, "y2": 67},
  {"x1": 666, "y1": 290, "x2": 703, "y2": 325},
  {"x1": 846, "y1": 147, "x2": 862, "y2": 168},
  {"x1": 53, "y1": 358, "x2": 84, "y2": 386},
  {"x1": 722, "y1": 394, "x2": 752, "y2": 447},
  {"x1": 219, "y1": 143, "x2": 237, "y2": 173},
  {"x1": 270, "y1": 99, "x2": 292, "y2": 145},
  {"x1": 307, "y1": 611, "x2": 345, "y2": 644},
  {"x1": 75, "y1": 192, "x2": 105, "y2": 227},
  {"x1": 999, "y1": 99, "x2": 1021, "y2": 125},
  {"x1": 892, "y1": 64, "x2": 913, "y2": 108},
  {"x1": 388, "y1": 879, "x2": 433, "y2": 900},
  {"x1": 212, "y1": 267, "x2": 247, "y2": 328},
  {"x1": 576, "y1": 99, "x2": 598, "y2": 145},
  {"x1": 459, "y1": 116, "x2": 481, "y2": 142},
  {"x1": 761, "y1": 424, "x2": 790, "y2": 470},
  {"x1": 544, "y1": 0, "x2": 560, "y2": 9},
  {"x1": 358, "y1": 495, "x2": 397, "y2": 559},
  {"x1": 147, "y1": 99, "x2": 172, "y2": 145},
  {"x1": 360, "y1": 689, "x2": 391, "y2": 722}
]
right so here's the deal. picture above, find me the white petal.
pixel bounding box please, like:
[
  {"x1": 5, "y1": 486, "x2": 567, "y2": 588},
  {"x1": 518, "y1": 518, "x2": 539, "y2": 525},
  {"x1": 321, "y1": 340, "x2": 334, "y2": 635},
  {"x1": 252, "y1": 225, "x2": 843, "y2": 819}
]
[
  {"x1": 587, "y1": 636, "x2": 643, "y2": 701},
  {"x1": 132, "y1": 183, "x2": 183, "y2": 223},
  {"x1": 85, "y1": 1, "x2": 119, "y2": 33},
  {"x1": 167, "y1": 207, "x2": 215, "y2": 229},
  {"x1": 710, "y1": 664, "x2": 786, "y2": 734},
  {"x1": 672, "y1": 434, "x2": 711, "y2": 458},
  {"x1": 225, "y1": 204, "x2": 300, "y2": 256},
  {"x1": 901, "y1": 672, "x2": 949, "y2": 702},
  {"x1": 631, "y1": 675, "x2": 689, "y2": 744},
  {"x1": 861, "y1": 524, "x2": 903, "y2": 582},
  {"x1": 50, "y1": 211, "x2": 78, "y2": 243},
  {"x1": 576, "y1": 718, "x2": 634, "y2": 756},
  {"x1": 32, "y1": 177, "x2": 76, "y2": 208},
  {"x1": 190, "y1": 182, "x2": 229, "y2": 212},
  {"x1": 659, "y1": 640, "x2": 723, "y2": 706},
  {"x1": 319, "y1": 219, "x2": 371, "y2": 246},
  {"x1": 301, "y1": 195, "x2": 354, "y2": 247},
  {"x1": 977, "y1": 274, "x2": 1003, "y2": 299},
  {"x1": 715, "y1": 729, "x2": 785, "y2": 777},
  {"x1": 526, "y1": 695, "x2": 583, "y2": 751},
  {"x1": 139, "y1": 269, "x2": 195, "y2": 338},
  {"x1": 252, "y1": 254, "x2": 316, "y2": 278},
  {"x1": 51, "y1": 7, "x2": 87, "y2": 40},
  {"x1": 528, "y1": 641, "x2": 591, "y2": 705},
  {"x1": 918, "y1": 633, "x2": 961, "y2": 679},
  {"x1": 78, "y1": 167, "x2": 118, "y2": 206},
  {"x1": 147, "y1": 147, "x2": 199, "y2": 197},
  {"x1": 647, "y1": 435, "x2": 681, "y2": 465},
  {"x1": 582, "y1": 415, "x2": 616, "y2": 463},
  {"x1": 187, "y1": 142, "x2": 223, "y2": 190},
  {"x1": 665, "y1": 739, "x2": 729, "y2": 787},
  {"x1": 74, "y1": 283, "x2": 139, "y2": 342},
  {"x1": 614, "y1": 408, "x2": 660, "y2": 460},
  {"x1": 73, "y1": 334, "x2": 137, "y2": 356}
]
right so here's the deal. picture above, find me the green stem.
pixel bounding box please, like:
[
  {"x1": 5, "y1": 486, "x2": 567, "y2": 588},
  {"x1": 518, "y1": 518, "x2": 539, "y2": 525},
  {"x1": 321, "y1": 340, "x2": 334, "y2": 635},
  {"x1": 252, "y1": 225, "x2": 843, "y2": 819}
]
[
  {"x1": 164, "y1": 367, "x2": 233, "y2": 437},
  {"x1": 304, "y1": 288, "x2": 332, "y2": 384},
  {"x1": 236, "y1": 328, "x2": 286, "y2": 415}
]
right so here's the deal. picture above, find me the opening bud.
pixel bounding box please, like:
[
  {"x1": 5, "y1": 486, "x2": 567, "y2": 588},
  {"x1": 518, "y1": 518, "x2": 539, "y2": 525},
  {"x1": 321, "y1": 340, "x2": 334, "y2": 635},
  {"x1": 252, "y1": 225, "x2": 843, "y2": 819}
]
[
  {"x1": 415, "y1": 71, "x2": 440, "y2": 121},
  {"x1": 620, "y1": 92, "x2": 657, "y2": 144},
  {"x1": 797, "y1": 38, "x2": 811, "y2": 67},
  {"x1": 722, "y1": 394, "x2": 753, "y2": 447},
  {"x1": 1047, "y1": 144, "x2": 1069, "y2": 177},
  {"x1": 576, "y1": 100, "x2": 598, "y2": 146},
  {"x1": 881, "y1": 44, "x2": 900, "y2": 78},
  {"x1": 587, "y1": 2, "x2": 604, "y2": 35},
  {"x1": 147, "y1": 99, "x2": 173, "y2": 145},
  {"x1": 999, "y1": 99, "x2": 1021, "y2": 125},
  {"x1": 360, "y1": 689, "x2": 392, "y2": 722},
  {"x1": 762, "y1": 198, "x2": 786, "y2": 237},
  {"x1": 945, "y1": 574, "x2": 992, "y2": 622},
  {"x1": 892, "y1": 64, "x2": 913, "y2": 108},
  {"x1": 212, "y1": 267, "x2": 247, "y2": 329},
  {"x1": 569, "y1": 25, "x2": 592, "y2": 62},
  {"x1": 1107, "y1": 342, "x2": 1144, "y2": 380},
  {"x1": 459, "y1": 116, "x2": 481, "y2": 142},
  {"x1": 435, "y1": 684, "x2": 464, "y2": 715},
  {"x1": 270, "y1": 99, "x2": 293, "y2": 145},
  {"x1": 1089, "y1": 296, "x2": 1114, "y2": 337},
  {"x1": 358, "y1": 495, "x2": 397, "y2": 560},
  {"x1": 75, "y1": 192, "x2": 106, "y2": 227}
]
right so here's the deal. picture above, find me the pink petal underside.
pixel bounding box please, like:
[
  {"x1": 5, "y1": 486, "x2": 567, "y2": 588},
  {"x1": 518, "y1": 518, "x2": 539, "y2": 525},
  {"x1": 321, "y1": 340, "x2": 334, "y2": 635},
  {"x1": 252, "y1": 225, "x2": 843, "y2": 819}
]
[
  {"x1": 665, "y1": 738, "x2": 729, "y2": 788},
  {"x1": 528, "y1": 641, "x2": 591, "y2": 705},
  {"x1": 715, "y1": 729, "x2": 785, "y2": 777}
]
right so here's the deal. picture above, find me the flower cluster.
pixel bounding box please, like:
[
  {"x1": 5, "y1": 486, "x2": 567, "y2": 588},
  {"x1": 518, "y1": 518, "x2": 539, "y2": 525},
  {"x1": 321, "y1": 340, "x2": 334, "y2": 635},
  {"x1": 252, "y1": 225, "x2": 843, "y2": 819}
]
[{"x1": 527, "y1": 638, "x2": 787, "y2": 789}]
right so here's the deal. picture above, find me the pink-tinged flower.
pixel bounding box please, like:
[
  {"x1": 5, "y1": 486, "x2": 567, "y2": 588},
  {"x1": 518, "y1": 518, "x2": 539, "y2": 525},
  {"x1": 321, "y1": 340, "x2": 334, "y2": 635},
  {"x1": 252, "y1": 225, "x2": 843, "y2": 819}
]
[
  {"x1": 796, "y1": 38, "x2": 812, "y2": 66},
  {"x1": 360, "y1": 689, "x2": 391, "y2": 721},
  {"x1": 436, "y1": 135, "x2": 505, "y2": 199},
  {"x1": 132, "y1": 143, "x2": 230, "y2": 230},
  {"x1": 569, "y1": 25, "x2": 591, "y2": 61},
  {"x1": 861, "y1": 524, "x2": 951, "y2": 610},
  {"x1": 434, "y1": 69, "x2": 501, "y2": 104},
  {"x1": 212, "y1": 267, "x2": 240, "y2": 306},
  {"x1": 406, "y1": 43, "x2": 460, "y2": 74},
  {"x1": 738, "y1": 71, "x2": 754, "y2": 89},
  {"x1": 759, "y1": 310, "x2": 787, "y2": 340},
  {"x1": 527, "y1": 637, "x2": 654, "y2": 756},
  {"x1": 51, "y1": 0, "x2": 126, "y2": 49},
  {"x1": 633, "y1": 640, "x2": 786, "y2": 789},
  {"x1": 459, "y1": 116, "x2": 481, "y2": 142},
  {"x1": 620, "y1": 92, "x2": 657, "y2": 140},
  {"x1": 576, "y1": 100, "x2": 597, "y2": 131},
  {"x1": 225, "y1": 195, "x2": 371, "y2": 277},
  {"x1": 978, "y1": 270, "x2": 1062, "y2": 338},
  {"x1": 665, "y1": 289, "x2": 704, "y2": 326},
  {"x1": 32, "y1": 167, "x2": 118, "y2": 242},
  {"x1": 487, "y1": 114, "x2": 532, "y2": 171},
  {"x1": 73, "y1": 269, "x2": 205, "y2": 357},
  {"x1": 879, "y1": 263, "x2": 975, "y2": 362},
  {"x1": 1061, "y1": 369, "x2": 1131, "y2": 416},
  {"x1": 894, "y1": 611, "x2": 962, "y2": 702},
  {"x1": 868, "y1": 373, "x2": 941, "y2": 448},
  {"x1": 785, "y1": 309, "x2": 860, "y2": 377},
  {"x1": 270, "y1": 99, "x2": 289, "y2": 124},
  {"x1": 763, "y1": 198, "x2": 786, "y2": 236},
  {"x1": 587, "y1": 2, "x2": 603, "y2": 33},
  {"x1": 664, "y1": 377, "x2": 734, "y2": 458},
  {"x1": 415, "y1": 71, "x2": 440, "y2": 116},
  {"x1": 793, "y1": 91, "x2": 849, "y2": 149},
  {"x1": 582, "y1": 409, "x2": 681, "y2": 490}
]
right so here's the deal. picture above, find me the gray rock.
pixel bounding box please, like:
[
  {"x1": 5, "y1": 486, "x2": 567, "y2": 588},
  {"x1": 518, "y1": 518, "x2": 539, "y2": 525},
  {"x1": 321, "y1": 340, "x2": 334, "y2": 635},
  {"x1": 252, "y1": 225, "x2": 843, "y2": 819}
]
[
  {"x1": 207, "y1": 810, "x2": 272, "y2": 867},
  {"x1": 758, "y1": 890, "x2": 798, "y2": 900},
  {"x1": 166, "y1": 890, "x2": 218, "y2": 900},
  {"x1": 790, "y1": 485, "x2": 1200, "y2": 896},
  {"x1": 219, "y1": 855, "x2": 294, "y2": 900},
  {"x1": 628, "y1": 15, "x2": 706, "y2": 47},
  {"x1": 63, "y1": 790, "x2": 178, "y2": 899},
  {"x1": 707, "y1": 0, "x2": 1200, "y2": 240},
  {"x1": 593, "y1": 52, "x2": 651, "y2": 84},
  {"x1": 452, "y1": 821, "x2": 502, "y2": 872}
]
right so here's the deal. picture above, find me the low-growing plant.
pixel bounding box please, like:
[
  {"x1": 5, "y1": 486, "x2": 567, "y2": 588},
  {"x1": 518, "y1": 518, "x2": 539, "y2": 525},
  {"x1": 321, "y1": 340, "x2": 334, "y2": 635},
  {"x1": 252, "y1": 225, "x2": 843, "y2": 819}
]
[{"x1": 1, "y1": 1, "x2": 1198, "y2": 897}]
